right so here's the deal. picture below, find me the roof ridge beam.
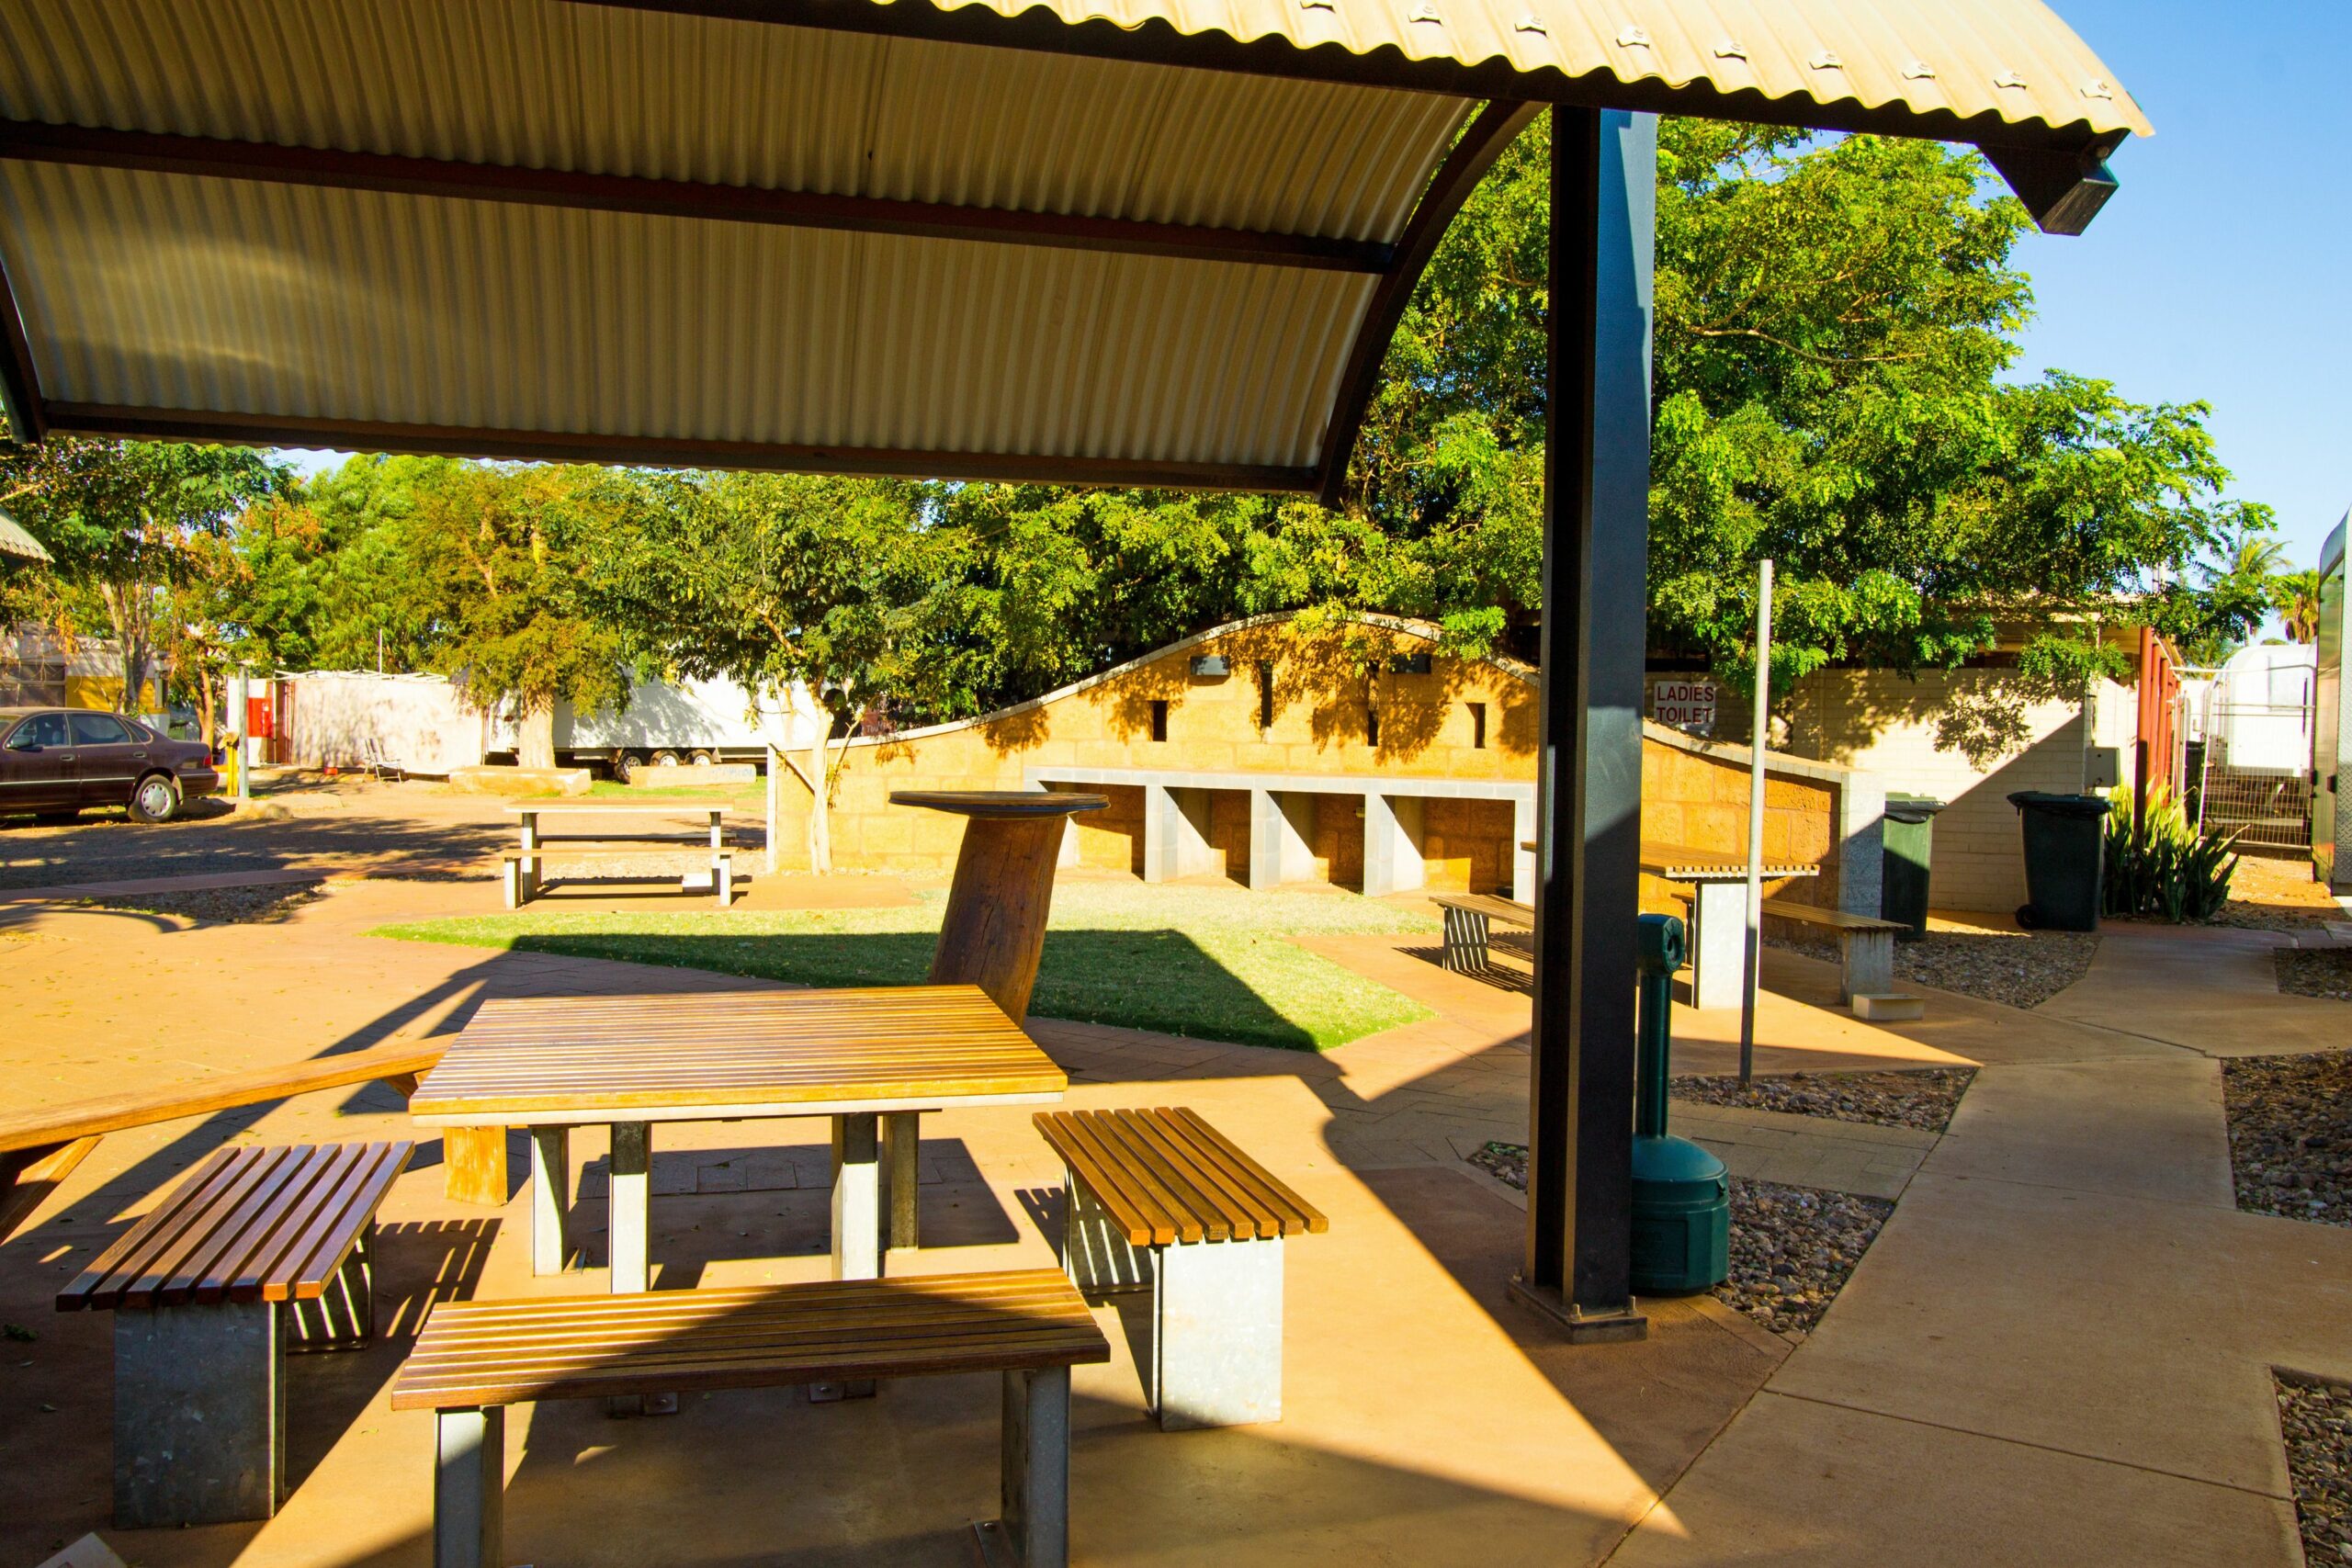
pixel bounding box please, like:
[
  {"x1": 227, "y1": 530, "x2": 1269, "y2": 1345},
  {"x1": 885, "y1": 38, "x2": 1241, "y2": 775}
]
[{"x1": 0, "y1": 119, "x2": 1395, "y2": 275}]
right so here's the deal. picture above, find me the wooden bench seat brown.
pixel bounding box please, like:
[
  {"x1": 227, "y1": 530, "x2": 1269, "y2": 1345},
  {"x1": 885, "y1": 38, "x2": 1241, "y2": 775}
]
[
  {"x1": 60, "y1": 1140, "x2": 414, "y2": 1527},
  {"x1": 0, "y1": 1039, "x2": 442, "y2": 1243},
  {"x1": 391, "y1": 1268, "x2": 1109, "y2": 1568},
  {"x1": 1759, "y1": 897, "x2": 1912, "y2": 1008},
  {"x1": 1035, "y1": 1107, "x2": 1325, "y2": 1429},
  {"x1": 1430, "y1": 891, "x2": 1534, "y2": 973}
]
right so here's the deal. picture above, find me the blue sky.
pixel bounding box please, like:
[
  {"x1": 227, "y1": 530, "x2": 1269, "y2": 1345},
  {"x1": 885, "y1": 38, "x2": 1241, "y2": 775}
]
[
  {"x1": 285, "y1": 4, "x2": 2348, "y2": 579},
  {"x1": 2012, "y1": 0, "x2": 2349, "y2": 575}
]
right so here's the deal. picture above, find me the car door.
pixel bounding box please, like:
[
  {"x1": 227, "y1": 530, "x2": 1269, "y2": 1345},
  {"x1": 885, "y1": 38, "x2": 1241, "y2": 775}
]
[
  {"x1": 68, "y1": 712, "x2": 143, "y2": 807},
  {"x1": 0, "y1": 713, "x2": 76, "y2": 810}
]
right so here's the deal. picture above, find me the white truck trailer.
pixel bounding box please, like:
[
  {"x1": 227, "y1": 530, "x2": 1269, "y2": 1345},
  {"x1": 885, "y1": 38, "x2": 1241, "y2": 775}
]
[{"x1": 487, "y1": 676, "x2": 824, "y2": 780}]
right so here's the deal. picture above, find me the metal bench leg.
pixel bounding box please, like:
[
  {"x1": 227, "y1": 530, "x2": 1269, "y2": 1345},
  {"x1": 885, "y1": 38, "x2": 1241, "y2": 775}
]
[
  {"x1": 530, "y1": 1125, "x2": 571, "y2": 1276},
  {"x1": 502, "y1": 858, "x2": 521, "y2": 910},
  {"x1": 1060, "y1": 1168, "x2": 1149, "y2": 1293},
  {"x1": 814, "y1": 1112, "x2": 882, "y2": 1402},
  {"x1": 973, "y1": 1364, "x2": 1069, "y2": 1568},
  {"x1": 291, "y1": 1222, "x2": 374, "y2": 1348},
  {"x1": 1154, "y1": 1235, "x2": 1283, "y2": 1430},
  {"x1": 113, "y1": 1300, "x2": 283, "y2": 1526},
  {"x1": 1844, "y1": 928, "x2": 1894, "y2": 1004},
  {"x1": 435, "y1": 1406, "x2": 504, "y2": 1568},
  {"x1": 1441, "y1": 906, "x2": 1491, "y2": 972},
  {"x1": 879, "y1": 1111, "x2": 920, "y2": 1255},
  {"x1": 717, "y1": 853, "x2": 733, "y2": 907}
]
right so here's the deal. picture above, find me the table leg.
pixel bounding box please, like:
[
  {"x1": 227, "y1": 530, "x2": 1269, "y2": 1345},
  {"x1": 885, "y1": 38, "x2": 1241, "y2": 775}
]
[
  {"x1": 815, "y1": 1112, "x2": 882, "y2": 1403},
  {"x1": 529, "y1": 1126, "x2": 571, "y2": 1276},
  {"x1": 605, "y1": 1122, "x2": 673, "y2": 1416},
  {"x1": 518, "y1": 815, "x2": 540, "y2": 903},
  {"x1": 1690, "y1": 882, "x2": 1747, "y2": 1010},
  {"x1": 881, "y1": 1111, "x2": 921, "y2": 1254}
]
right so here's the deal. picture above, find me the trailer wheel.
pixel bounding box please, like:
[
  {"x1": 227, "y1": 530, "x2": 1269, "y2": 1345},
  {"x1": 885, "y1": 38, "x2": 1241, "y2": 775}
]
[
  {"x1": 650, "y1": 750, "x2": 682, "y2": 767},
  {"x1": 690, "y1": 749, "x2": 717, "y2": 766},
  {"x1": 611, "y1": 751, "x2": 638, "y2": 784}
]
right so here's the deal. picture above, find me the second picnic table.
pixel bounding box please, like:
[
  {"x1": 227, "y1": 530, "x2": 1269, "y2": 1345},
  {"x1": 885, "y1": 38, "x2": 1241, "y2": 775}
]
[
  {"x1": 406, "y1": 986, "x2": 1068, "y2": 1289},
  {"x1": 503, "y1": 802, "x2": 731, "y2": 908},
  {"x1": 1640, "y1": 841, "x2": 1818, "y2": 1009}
]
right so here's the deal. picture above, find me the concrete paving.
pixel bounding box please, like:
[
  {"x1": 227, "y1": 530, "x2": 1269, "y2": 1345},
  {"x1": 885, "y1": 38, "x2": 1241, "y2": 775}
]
[{"x1": 0, "y1": 817, "x2": 2342, "y2": 1567}]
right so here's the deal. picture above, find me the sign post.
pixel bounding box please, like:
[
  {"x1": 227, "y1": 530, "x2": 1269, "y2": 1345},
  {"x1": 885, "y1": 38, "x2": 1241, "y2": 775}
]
[{"x1": 1739, "y1": 560, "x2": 1773, "y2": 1085}]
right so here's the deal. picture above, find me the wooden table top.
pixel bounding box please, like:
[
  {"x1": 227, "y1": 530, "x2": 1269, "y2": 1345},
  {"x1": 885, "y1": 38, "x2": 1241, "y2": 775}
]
[
  {"x1": 505, "y1": 802, "x2": 727, "y2": 816},
  {"x1": 408, "y1": 986, "x2": 1067, "y2": 1125},
  {"x1": 1641, "y1": 840, "x2": 1818, "y2": 881},
  {"x1": 890, "y1": 789, "x2": 1107, "y2": 818}
]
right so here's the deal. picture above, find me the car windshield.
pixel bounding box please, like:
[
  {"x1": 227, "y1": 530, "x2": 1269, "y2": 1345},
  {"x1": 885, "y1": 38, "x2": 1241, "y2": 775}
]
[{"x1": 7, "y1": 714, "x2": 67, "y2": 750}]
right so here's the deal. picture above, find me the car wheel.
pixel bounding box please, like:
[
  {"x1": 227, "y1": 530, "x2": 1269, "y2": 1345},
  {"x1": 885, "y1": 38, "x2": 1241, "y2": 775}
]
[
  {"x1": 689, "y1": 749, "x2": 717, "y2": 766},
  {"x1": 130, "y1": 773, "x2": 182, "y2": 824},
  {"x1": 611, "y1": 751, "x2": 637, "y2": 784},
  {"x1": 650, "y1": 750, "x2": 682, "y2": 767}
]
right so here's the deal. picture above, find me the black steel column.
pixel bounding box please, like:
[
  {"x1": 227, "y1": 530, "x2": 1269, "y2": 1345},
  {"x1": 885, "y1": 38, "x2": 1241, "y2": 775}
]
[{"x1": 1514, "y1": 106, "x2": 1656, "y2": 1340}]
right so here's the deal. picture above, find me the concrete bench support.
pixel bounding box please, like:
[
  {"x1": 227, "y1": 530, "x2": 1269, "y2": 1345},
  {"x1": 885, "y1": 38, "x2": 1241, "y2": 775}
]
[
  {"x1": 1840, "y1": 927, "x2": 1895, "y2": 1002},
  {"x1": 1143, "y1": 783, "x2": 1216, "y2": 882},
  {"x1": 114, "y1": 1300, "x2": 283, "y2": 1527},
  {"x1": 1685, "y1": 882, "x2": 1750, "y2": 1010},
  {"x1": 1363, "y1": 792, "x2": 1426, "y2": 897},
  {"x1": 435, "y1": 1406, "x2": 506, "y2": 1568},
  {"x1": 980, "y1": 1366, "x2": 1073, "y2": 1568},
  {"x1": 1063, "y1": 1169, "x2": 1286, "y2": 1428}
]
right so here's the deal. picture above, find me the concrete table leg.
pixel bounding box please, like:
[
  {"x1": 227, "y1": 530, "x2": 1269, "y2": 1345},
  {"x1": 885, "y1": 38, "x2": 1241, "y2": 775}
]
[
  {"x1": 607, "y1": 1122, "x2": 650, "y2": 1293},
  {"x1": 1155, "y1": 1236, "x2": 1283, "y2": 1430},
  {"x1": 815, "y1": 1112, "x2": 881, "y2": 1402},
  {"x1": 113, "y1": 1300, "x2": 282, "y2": 1526},
  {"x1": 530, "y1": 1125, "x2": 571, "y2": 1276},
  {"x1": 973, "y1": 1364, "x2": 1070, "y2": 1568},
  {"x1": 435, "y1": 1406, "x2": 504, "y2": 1568},
  {"x1": 1689, "y1": 881, "x2": 1747, "y2": 1010},
  {"x1": 879, "y1": 1111, "x2": 920, "y2": 1254},
  {"x1": 1844, "y1": 929, "x2": 1894, "y2": 1002}
]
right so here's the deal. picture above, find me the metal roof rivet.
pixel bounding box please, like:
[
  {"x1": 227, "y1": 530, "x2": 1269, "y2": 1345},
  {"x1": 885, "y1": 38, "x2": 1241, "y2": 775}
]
[
  {"x1": 1902, "y1": 60, "x2": 1936, "y2": 81},
  {"x1": 1408, "y1": 2, "x2": 1442, "y2": 22},
  {"x1": 1713, "y1": 39, "x2": 1747, "y2": 60},
  {"x1": 1616, "y1": 25, "x2": 1652, "y2": 48},
  {"x1": 1994, "y1": 69, "x2": 2028, "y2": 89},
  {"x1": 1514, "y1": 12, "x2": 1547, "y2": 33},
  {"x1": 2080, "y1": 78, "x2": 2114, "y2": 100},
  {"x1": 1808, "y1": 50, "x2": 1843, "y2": 70}
]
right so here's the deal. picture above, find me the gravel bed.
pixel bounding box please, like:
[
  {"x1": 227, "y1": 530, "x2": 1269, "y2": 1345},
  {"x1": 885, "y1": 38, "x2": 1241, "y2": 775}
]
[
  {"x1": 1766, "y1": 929, "x2": 2097, "y2": 1010},
  {"x1": 2277, "y1": 1372, "x2": 2352, "y2": 1564},
  {"x1": 2279, "y1": 949, "x2": 2352, "y2": 1003},
  {"x1": 1670, "y1": 1067, "x2": 1975, "y2": 1133},
  {"x1": 2222, "y1": 1052, "x2": 2352, "y2": 1227},
  {"x1": 1467, "y1": 1144, "x2": 1893, "y2": 1338},
  {"x1": 72, "y1": 881, "x2": 325, "y2": 924}
]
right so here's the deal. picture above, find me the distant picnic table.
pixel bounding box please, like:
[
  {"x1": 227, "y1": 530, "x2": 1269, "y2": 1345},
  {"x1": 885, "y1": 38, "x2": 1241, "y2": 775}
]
[{"x1": 502, "y1": 801, "x2": 731, "y2": 907}]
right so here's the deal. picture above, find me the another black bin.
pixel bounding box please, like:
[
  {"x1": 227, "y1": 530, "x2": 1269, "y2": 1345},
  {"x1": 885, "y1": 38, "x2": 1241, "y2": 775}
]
[
  {"x1": 1881, "y1": 795, "x2": 1946, "y2": 939},
  {"x1": 2006, "y1": 791, "x2": 2109, "y2": 931}
]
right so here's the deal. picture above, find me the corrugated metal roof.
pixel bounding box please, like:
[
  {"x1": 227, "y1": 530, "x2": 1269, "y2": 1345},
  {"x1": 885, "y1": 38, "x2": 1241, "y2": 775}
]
[
  {"x1": 0, "y1": 0, "x2": 2145, "y2": 484},
  {"x1": 0, "y1": 510, "x2": 48, "y2": 560}
]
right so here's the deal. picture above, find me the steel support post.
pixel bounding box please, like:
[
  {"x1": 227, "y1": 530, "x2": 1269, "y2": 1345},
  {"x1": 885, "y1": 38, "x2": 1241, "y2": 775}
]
[
  {"x1": 113, "y1": 1300, "x2": 283, "y2": 1526},
  {"x1": 435, "y1": 1406, "x2": 504, "y2": 1568},
  {"x1": 1515, "y1": 106, "x2": 1656, "y2": 1343},
  {"x1": 815, "y1": 1111, "x2": 882, "y2": 1402},
  {"x1": 607, "y1": 1122, "x2": 650, "y2": 1292},
  {"x1": 879, "y1": 1110, "x2": 921, "y2": 1253},
  {"x1": 973, "y1": 1365, "x2": 1070, "y2": 1568},
  {"x1": 530, "y1": 1125, "x2": 571, "y2": 1276}
]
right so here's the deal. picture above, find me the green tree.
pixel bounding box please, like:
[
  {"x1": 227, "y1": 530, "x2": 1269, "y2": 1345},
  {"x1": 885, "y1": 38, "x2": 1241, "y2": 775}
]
[{"x1": 2272, "y1": 568, "x2": 2324, "y2": 645}]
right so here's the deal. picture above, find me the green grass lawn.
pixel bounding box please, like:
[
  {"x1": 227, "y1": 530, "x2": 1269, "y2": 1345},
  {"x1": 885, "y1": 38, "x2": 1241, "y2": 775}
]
[{"x1": 374, "y1": 882, "x2": 1438, "y2": 1051}]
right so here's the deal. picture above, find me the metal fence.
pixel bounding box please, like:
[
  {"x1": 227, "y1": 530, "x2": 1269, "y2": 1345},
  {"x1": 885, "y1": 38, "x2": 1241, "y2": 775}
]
[{"x1": 2192, "y1": 666, "x2": 2316, "y2": 852}]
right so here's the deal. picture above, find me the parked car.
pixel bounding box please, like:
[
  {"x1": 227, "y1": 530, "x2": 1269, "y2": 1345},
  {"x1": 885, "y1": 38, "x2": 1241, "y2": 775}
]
[{"x1": 0, "y1": 707, "x2": 220, "y2": 823}]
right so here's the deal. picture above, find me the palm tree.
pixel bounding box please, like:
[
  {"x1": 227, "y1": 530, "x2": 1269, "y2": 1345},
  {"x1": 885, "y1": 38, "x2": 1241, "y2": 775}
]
[{"x1": 2271, "y1": 569, "x2": 2324, "y2": 643}]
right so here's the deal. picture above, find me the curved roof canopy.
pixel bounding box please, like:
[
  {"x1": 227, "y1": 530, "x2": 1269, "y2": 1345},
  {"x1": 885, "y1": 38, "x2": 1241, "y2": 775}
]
[{"x1": 0, "y1": 0, "x2": 2143, "y2": 491}]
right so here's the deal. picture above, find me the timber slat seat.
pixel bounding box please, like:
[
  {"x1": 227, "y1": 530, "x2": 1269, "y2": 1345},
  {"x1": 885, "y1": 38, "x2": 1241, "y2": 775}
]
[
  {"x1": 1430, "y1": 891, "x2": 1534, "y2": 973},
  {"x1": 391, "y1": 1268, "x2": 1109, "y2": 1568},
  {"x1": 1035, "y1": 1108, "x2": 1325, "y2": 1429},
  {"x1": 1759, "y1": 897, "x2": 1913, "y2": 1010},
  {"x1": 62, "y1": 1140, "x2": 414, "y2": 1529},
  {"x1": 0, "y1": 1040, "x2": 442, "y2": 1244}
]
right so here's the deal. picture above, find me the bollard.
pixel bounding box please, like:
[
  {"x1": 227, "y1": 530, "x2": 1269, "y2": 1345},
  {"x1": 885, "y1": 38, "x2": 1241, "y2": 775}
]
[{"x1": 1629, "y1": 913, "x2": 1731, "y2": 1294}]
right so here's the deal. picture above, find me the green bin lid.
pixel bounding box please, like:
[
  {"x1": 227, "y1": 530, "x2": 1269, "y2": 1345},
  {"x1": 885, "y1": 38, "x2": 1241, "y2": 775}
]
[
  {"x1": 2006, "y1": 791, "x2": 2109, "y2": 819},
  {"x1": 1885, "y1": 795, "x2": 1945, "y2": 823}
]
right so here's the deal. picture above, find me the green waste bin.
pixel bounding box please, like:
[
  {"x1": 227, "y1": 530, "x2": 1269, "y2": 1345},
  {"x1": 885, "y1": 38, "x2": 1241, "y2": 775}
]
[
  {"x1": 2007, "y1": 791, "x2": 2109, "y2": 932},
  {"x1": 1881, "y1": 795, "x2": 1945, "y2": 939}
]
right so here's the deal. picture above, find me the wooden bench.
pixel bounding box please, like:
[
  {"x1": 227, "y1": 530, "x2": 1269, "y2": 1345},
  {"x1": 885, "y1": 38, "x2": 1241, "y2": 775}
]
[
  {"x1": 59, "y1": 1139, "x2": 414, "y2": 1527},
  {"x1": 1035, "y1": 1107, "x2": 1326, "y2": 1430},
  {"x1": 0, "y1": 1039, "x2": 443, "y2": 1243},
  {"x1": 1759, "y1": 897, "x2": 1914, "y2": 1010},
  {"x1": 1430, "y1": 892, "x2": 1534, "y2": 973},
  {"x1": 390, "y1": 1269, "x2": 1109, "y2": 1568},
  {"x1": 501, "y1": 844, "x2": 734, "y2": 908}
]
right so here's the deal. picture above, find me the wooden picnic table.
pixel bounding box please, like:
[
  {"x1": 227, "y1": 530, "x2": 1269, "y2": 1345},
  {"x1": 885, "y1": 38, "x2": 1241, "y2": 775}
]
[
  {"x1": 408, "y1": 987, "x2": 1067, "y2": 1292},
  {"x1": 502, "y1": 801, "x2": 730, "y2": 908},
  {"x1": 1640, "y1": 840, "x2": 1819, "y2": 1009}
]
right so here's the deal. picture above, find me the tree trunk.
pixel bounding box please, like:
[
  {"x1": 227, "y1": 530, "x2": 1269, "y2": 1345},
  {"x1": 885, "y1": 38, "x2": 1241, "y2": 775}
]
[
  {"x1": 517, "y1": 703, "x2": 558, "y2": 770},
  {"x1": 196, "y1": 673, "x2": 216, "y2": 750},
  {"x1": 807, "y1": 736, "x2": 833, "y2": 874}
]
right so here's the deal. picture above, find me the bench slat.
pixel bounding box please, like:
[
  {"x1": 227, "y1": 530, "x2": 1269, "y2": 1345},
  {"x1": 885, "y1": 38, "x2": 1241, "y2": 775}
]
[
  {"x1": 60, "y1": 1141, "x2": 413, "y2": 1311},
  {"x1": 1035, "y1": 1108, "x2": 1328, "y2": 1248},
  {"x1": 1759, "y1": 897, "x2": 1905, "y2": 932},
  {"x1": 1430, "y1": 893, "x2": 1533, "y2": 926},
  {"x1": 388, "y1": 1269, "x2": 1108, "y2": 1412}
]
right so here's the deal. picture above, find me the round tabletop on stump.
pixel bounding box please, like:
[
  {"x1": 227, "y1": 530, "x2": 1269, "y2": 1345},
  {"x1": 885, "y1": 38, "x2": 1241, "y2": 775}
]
[{"x1": 890, "y1": 791, "x2": 1108, "y2": 818}]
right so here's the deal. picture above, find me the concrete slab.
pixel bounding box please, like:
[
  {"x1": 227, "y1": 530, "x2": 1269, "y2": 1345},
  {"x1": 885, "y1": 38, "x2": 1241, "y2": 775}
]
[
  {"x1": 1607, "y1": 1393, "x2": 2301, "y2": 1567},
  {"x1": 2038, "y1": 922, "x2": 2350, "y2": 1057},
  {"x1": 1923, "y1": 1058, "x2": 2236, "y2": 1209}
]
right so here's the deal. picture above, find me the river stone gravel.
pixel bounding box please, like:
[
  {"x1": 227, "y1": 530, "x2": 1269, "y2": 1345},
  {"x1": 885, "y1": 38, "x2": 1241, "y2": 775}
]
[
  {"x1": 2222, "y1": 1052, "x2": 2351, "y2": 1226},
  {"x1": 2278, "y1": 949, "x2": 2352, "y2": 1003},
  {"x1": 1467, "y1": 1143, "x2": 1893, "y2": 1338},
  {"x1": 1768, "y1": 929, "x2": 2097, "y2": 1010},
  {"x1": 1671, "y1": 1067, "x2": 1974, "y2": 1133},
  {"x1": 2277, "y1": 1372, "x2": 2352, "y2": 1564}
]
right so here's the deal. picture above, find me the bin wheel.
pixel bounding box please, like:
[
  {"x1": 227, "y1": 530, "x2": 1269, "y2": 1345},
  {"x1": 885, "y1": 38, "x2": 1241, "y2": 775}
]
[{"x1": 2015, "y1": 904, "x2": 2039, "y2": 931}]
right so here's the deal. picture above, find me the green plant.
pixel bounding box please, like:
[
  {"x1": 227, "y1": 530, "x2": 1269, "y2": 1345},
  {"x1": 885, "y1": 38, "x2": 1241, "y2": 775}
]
[{"x1": 2101, "y1": 786, "x2": 2239, "y2": 921}]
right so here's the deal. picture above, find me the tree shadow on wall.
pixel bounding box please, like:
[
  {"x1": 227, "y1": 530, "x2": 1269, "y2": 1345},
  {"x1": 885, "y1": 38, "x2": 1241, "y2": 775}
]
[{"x1": 447, "y1": 929, "x2": 1320, "y2": 1051}]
